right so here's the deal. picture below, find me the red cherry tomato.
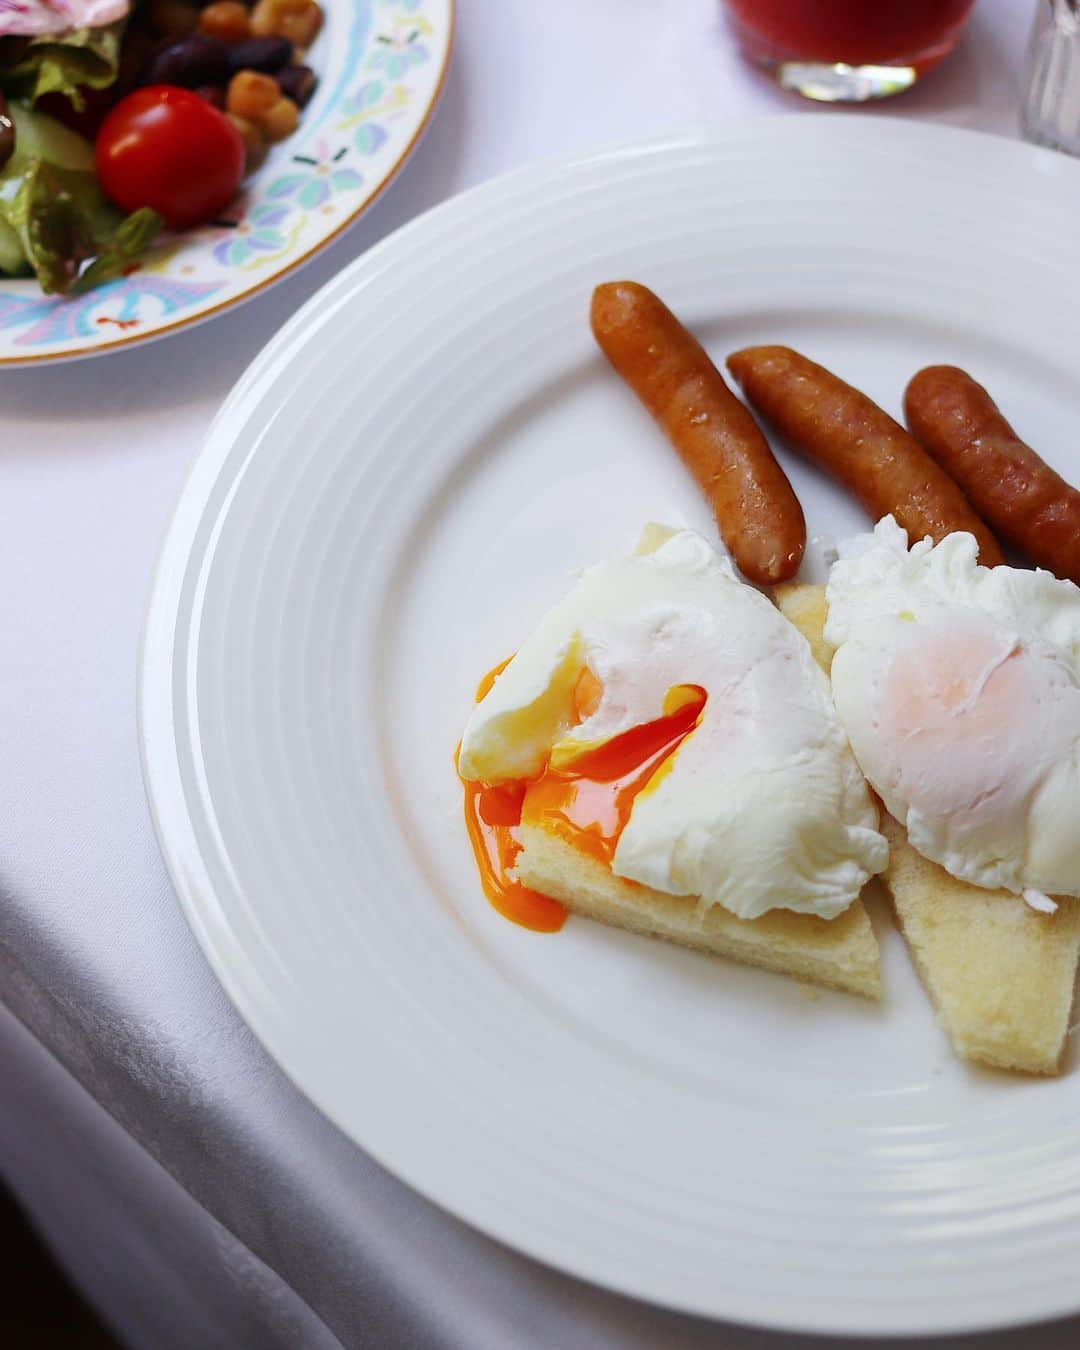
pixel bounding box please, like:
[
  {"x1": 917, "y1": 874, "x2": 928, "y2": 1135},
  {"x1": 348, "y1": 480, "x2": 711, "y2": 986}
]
[{"x1": 96, "y1": 85, "x2": 245, "y2": 230}]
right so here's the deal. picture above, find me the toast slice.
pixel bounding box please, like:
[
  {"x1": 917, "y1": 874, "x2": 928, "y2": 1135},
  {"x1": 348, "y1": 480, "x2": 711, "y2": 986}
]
[
  {"x1": 514, "y1": 827, "x2": 882, "y2": 1000},
  {"x1": 776, "y1": 581, "x2": 1080, "y2": 1074}
]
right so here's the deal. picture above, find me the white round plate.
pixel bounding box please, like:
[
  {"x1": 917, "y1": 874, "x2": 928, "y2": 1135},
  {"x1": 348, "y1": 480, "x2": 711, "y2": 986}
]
[
  {"x1": 140, "y1": 118, "x2": 1080, "y2": 1336},
  {"x1": 0, "y1": 0, "x2": 452, "y2": 365}
]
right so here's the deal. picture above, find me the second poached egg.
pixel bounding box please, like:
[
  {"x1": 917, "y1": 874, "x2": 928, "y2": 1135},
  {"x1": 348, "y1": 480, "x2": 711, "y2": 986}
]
[{"x1": 826, "y1": 517, "x2": 1080, "y2": 901}]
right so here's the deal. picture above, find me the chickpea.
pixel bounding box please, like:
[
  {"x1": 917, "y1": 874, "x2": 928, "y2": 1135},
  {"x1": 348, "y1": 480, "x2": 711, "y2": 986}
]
[
  {"x1": 261, "y1": 95, "x2": 299, "y2": 143},
  {"x1": 226, "y1": 113, "x2": 269, "y2": 175},
  {"x1": 199, "y1": 1, "x2": 250, "y2": 43},
  {"x1": 250, "y1": 0, "x2": 323, "y2": 51},
  {"x1": 226, "y1": 69, "x2": 280, "y2": 120}
]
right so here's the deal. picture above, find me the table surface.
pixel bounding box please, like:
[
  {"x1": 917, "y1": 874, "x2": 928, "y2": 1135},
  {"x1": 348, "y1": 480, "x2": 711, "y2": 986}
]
[{"x1": 4, "y1": 2, "x2": 1077, "y2": 1347}]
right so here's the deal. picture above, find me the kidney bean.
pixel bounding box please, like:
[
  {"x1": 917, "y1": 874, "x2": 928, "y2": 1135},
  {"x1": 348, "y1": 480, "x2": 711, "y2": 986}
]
[
  {"x1": 274, "y1": 64, "x2": 316, "y2": 106},
  {"x1": 144, "y1": 34, "x2": 231, "y2": 88},
  {"x1": 194, "y1": 83, "x2": 226, "y2": 109},
  {"x1": 226, "y1": 36, "x2": 294, "y2": 74}
]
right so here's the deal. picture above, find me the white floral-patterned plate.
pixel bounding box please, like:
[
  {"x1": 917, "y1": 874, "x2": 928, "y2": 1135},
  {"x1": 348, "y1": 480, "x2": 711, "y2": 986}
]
[{"x1": 0, "y1": 0, "x2": 453, "y2": 365}]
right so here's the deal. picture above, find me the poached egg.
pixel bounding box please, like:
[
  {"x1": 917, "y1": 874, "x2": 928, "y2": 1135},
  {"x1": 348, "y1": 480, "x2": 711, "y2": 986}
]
[
  {"x1": 826, "y1": 516, "x2": 1080, "y2": 902},
  {"x1": 460, "y1": 526, "x2": 887, "y2": 921}
]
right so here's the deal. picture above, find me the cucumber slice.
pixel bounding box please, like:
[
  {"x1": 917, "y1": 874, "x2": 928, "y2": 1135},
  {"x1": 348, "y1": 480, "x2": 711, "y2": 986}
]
[{"x1": 9, "y1": 102, "x2": 95, "y2": 174}]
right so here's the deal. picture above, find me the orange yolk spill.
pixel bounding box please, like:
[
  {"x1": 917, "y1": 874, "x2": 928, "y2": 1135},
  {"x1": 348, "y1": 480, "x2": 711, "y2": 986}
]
[
  {"x1": 521, "y1": 686, "x2": 707, "y2": 867},
  {"x1": 460, "y1": 768, "x2": 568, "y2": 932},
  {"x1": 458, "y1": 657, "x2": 707, "y2": 933},
  {"x1": 475, "y1": 655, "x2": 513, "y2": 702}
]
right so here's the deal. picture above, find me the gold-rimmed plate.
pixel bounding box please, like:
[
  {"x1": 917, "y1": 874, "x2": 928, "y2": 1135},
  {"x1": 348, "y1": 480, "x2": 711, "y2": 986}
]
[{"x1": 0, "y1": 0, "x2": 452, "y2": 365}]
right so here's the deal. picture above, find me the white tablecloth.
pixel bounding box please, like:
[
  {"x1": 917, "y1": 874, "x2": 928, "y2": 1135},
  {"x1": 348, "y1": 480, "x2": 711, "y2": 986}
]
[{"x1": 3, "y1": 2, "x2": 1074, "y2": 1346}]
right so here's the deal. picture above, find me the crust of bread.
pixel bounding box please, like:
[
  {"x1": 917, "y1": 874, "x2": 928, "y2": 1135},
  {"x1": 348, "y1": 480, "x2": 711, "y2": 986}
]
[
  {"x1": 776, "y1": 581, "x2": 1080, "y2": 1075},
  {"x1": 515, "y1": 822, "x2": 881, "y2": 999}
]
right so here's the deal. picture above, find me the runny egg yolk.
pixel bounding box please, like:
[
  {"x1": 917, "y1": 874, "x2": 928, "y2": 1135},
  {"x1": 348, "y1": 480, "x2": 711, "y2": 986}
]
[{"x1": 458, "y1": 658, "x2": 707, "y2": 933}]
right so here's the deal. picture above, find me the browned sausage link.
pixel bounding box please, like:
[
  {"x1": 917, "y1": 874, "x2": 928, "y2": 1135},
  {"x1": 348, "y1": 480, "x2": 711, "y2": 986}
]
[
  {"x1": 590, "y1": 283, "x2": 805, "y2": 584},
  {"x1": 904, "y1": 366, "x2": 1080, "y2": 585},
  {"x1": 725, "y1": 345, "x2": 1004, "y2": 567}
]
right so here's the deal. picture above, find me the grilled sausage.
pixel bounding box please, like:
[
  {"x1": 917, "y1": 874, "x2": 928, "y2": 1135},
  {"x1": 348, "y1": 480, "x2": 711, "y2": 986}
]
[
  {"x1": 590, "y1": 283, "x2": 805, "y2": 584},
  {"x1": 726, "y1": 345, "x2": 1004, "y2": 565},
  {"x1": 905, "y1": 365, "x2": 1080, "y2": 583}
]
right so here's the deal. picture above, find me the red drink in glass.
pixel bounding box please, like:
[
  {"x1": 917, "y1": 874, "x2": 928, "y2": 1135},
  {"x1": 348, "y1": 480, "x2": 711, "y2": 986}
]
[{"x1": 725, "y1": 0, "x2": 978, "y2": 101}]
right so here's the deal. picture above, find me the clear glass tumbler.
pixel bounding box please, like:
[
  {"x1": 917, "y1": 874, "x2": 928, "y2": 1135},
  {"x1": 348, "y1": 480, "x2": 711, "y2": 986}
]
[
  {"x1": 1022, "y1": 1, "x2": 1080, "y2": 154},
  {"x1": 724, "y1": 0, "x2": 979, "y2": 102}
]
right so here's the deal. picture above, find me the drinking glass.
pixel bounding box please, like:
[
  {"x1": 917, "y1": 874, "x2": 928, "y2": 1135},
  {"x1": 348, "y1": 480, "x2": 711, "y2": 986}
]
[{"x1": 724, "y1": 0, "x2": 979, "y2": 102}]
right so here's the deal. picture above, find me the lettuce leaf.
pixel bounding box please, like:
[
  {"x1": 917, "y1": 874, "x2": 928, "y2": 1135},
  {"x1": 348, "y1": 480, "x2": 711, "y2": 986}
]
[
  {"x1": 72, "y1": 197, "x2": 160, "y2": 294},
  {"x1": 0, "y1": 104, "x2": 160, "y2": 294},
  {"x1": 2, "y1": 158, "x2": 160, "y2": 293},
  {"x1": 1, "y1": 20, "x2": 124, "y2": 108}
]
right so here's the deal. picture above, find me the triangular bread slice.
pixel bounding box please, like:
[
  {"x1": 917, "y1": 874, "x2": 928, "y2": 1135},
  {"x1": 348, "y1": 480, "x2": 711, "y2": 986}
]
[
  {"x1": 515, "y1": 830, "x2": 881, "y2": 1000},
  {"x1": 776, "y1": 581, "x2": 1080, "y2": 1074}
]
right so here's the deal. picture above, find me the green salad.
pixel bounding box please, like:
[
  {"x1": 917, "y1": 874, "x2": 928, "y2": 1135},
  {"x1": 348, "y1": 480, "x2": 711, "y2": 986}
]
[{"x1": 0, "y1": 0, "x2": 321, "y2": 295}]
